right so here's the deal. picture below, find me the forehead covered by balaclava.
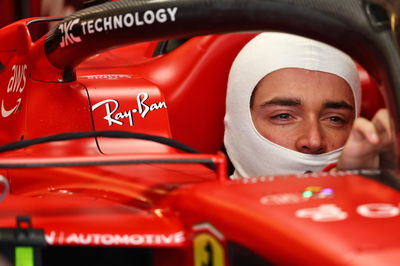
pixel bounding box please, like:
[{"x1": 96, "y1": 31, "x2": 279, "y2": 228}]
[{"x1": 224, "y1": 32, "x2": 361, "y2": 178}]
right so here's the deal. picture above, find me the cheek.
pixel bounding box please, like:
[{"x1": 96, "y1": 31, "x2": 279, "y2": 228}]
[
  {"x1": 252, "y1": 115, "x2": 299, "y2": 150},
  {"x1": 323, "y1": 126, "x2": 353, "y2": 151}
]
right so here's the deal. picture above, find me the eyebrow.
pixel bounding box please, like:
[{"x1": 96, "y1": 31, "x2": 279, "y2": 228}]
[
  {"x1": 323, "y1": 101, "x2": 354, "y2": 110},
  {"x1": 257, "y1": 98, "x2": 354, "y2": 111},
  {"x1": 260, "y1": 97, "x2": 302, "y2": 107}
]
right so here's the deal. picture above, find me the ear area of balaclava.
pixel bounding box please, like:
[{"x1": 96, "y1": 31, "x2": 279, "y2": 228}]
[{"x1": 224, "y1": 32, "x2": 361, "y2": 178}]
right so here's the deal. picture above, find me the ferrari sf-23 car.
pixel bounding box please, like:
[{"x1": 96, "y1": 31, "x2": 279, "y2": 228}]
[{"x1": 0, "y1": 0, "x2": 399, "y2": 265}]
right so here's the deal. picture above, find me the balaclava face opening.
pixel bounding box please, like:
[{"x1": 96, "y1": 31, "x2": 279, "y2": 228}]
[{"x1": 224, "y1": 32, "x2": 361, "y2": 178}]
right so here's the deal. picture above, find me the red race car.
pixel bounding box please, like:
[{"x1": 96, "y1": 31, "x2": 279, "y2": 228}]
[{"x1": 0, "y1": 0, "x2": 399, "y2": 265}]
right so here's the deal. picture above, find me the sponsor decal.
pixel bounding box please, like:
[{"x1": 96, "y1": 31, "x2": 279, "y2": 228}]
[
  {"x1": 59, "y1": 7, "x2": 178, "y2": 47},
  {"x1": 59, "y1": 18, "x2": 82, "y2": 47},
  {"x1": 261, "y1": 193, "x2": 308, "y2": 205},
  {"x1": 295, "y1": 203, "x2": 400, "y2": 222},
  {"x1": 1, "y1": 98, "x2": 21, "y2": 118},
  {"x1": 260, "y1": 187, "x2": 334, "y2": 205},
  {"x1": 302, "y1": 186, "x2": 334, "y2": 199},
  {"x1": 1, "y1": 64, "x2": 27, "y2": 118},
  {"x1": 193, "y1": 223, "x2": 225, "y2": 266},
  {"x1": 91, "y1": 92, "x2": 167, "y2": 126},
  {"x1": 45, "y1": 231, "x2": 185, "y2": 246},
  {"x1": 295, "y1": 204, "x2": 348, "y2": 222},
  {"x1": 357, "y1": 203, "x2": 400, "y2": 218},
  {"x1": 81, "y1": 74, "x2": 133, "y2": 80}
]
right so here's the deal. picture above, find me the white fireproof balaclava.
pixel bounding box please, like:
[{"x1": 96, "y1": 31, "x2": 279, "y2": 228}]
[{"x1": 224, "y1": 32, "x2": 361, "y2": 177}]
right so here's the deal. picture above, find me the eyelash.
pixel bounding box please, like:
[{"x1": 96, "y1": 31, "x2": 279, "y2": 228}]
[
  {"x1": 326, "y1": 116, "x2": 347, "y2": 124},
  {"x1": 269, "y1": 114, "x2": 348, "y2": 124},
  {"x1": 270, "y1": 113, "x2": 293, "y2": 120}
]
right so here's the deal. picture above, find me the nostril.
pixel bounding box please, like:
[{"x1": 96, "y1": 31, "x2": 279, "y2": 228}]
[{"x1": 301, "y1": 145, "x2": 325, "y2": 154}]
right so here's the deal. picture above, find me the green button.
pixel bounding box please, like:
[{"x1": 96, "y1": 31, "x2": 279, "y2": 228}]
[{"x1": 15, "y1": 247, "x2": 34, "y2": 266}]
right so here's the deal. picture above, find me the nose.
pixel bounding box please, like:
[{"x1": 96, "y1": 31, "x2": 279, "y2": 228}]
[{"x1": 295, "y1": 119, "x2": 326, "y2": 154}]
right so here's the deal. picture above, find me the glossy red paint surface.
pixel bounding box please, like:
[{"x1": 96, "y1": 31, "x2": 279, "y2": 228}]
[
  {"x1": 0, "y1": 13, "x2": 397, "y2": 266},
  {"x1": 169, "y1": 173, "x2": 400, "y2": 264}
]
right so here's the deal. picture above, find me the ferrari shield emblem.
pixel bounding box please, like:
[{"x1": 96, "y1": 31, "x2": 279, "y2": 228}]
[{"x1": 193, "y1": 223, "x2": 225, "y2": 266}]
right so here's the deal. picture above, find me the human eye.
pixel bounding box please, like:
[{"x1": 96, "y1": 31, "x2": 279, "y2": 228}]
[
  {"x1": 270, "y1": 113, "x2": 293, "y2": 120},
  {"x1": 328, "y1": 116, "x2": 345, "y2": 122},
  {"x1": 324, "y1": 115, "x2": 348, "y2": 126}
]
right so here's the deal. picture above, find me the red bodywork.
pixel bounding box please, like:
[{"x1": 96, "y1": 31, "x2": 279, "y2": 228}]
[{"x1": 0, "y1": 9, "x2": 398, "y2": 266}]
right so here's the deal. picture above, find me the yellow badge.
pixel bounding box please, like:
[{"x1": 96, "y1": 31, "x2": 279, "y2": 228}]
[{"x1": 193, "y1": 232, "x2": 225, "y2": 266}]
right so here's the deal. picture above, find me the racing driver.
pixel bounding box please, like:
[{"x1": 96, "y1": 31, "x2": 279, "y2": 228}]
[{"x1": 224, "y1": 32, "x2": 393, "y2": 177}]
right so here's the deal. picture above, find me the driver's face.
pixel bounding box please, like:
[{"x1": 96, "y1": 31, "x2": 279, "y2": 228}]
[{"x1": 250, "y1": 68, "x2": 355, "y2": 154}]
